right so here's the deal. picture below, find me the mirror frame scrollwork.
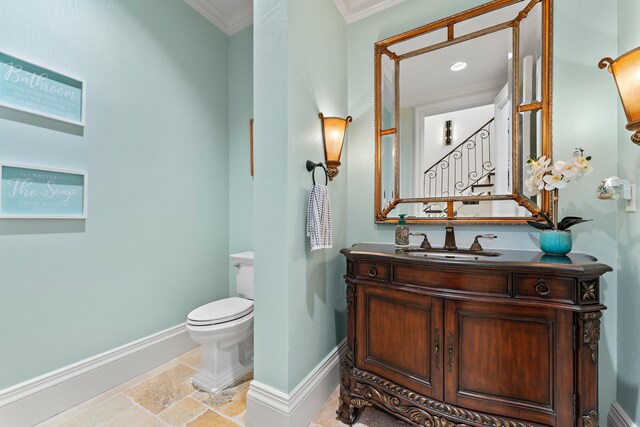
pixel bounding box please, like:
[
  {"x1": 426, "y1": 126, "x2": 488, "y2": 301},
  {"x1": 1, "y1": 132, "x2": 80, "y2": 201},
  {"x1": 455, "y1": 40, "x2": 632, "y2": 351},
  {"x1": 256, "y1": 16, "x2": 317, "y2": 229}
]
[{"x1": 374, "y1": 0, "x2": 553, "y2": 224}]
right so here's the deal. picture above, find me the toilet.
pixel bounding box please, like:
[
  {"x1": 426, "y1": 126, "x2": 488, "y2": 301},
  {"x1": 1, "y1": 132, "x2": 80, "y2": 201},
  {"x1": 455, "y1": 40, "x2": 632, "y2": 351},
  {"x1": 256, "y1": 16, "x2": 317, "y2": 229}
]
[{"x1": 186, "y1": 251, "x2": 254, "y2": 393}]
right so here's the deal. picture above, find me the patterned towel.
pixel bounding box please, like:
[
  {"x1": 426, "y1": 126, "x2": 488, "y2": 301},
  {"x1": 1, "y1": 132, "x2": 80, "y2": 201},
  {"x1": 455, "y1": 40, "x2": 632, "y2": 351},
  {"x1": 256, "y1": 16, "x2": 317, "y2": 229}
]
[{"x1": 306, "y1": 184, "x2": 332, "y2": 251}]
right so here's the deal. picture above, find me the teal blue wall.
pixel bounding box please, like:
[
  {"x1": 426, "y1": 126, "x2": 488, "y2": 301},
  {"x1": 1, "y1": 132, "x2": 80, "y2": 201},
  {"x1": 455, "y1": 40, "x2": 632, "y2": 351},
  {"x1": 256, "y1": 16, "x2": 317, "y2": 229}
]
[
  {"x1": 253, "y1": 0, "x2": 291, "y2": 392},
  {"x1": 0, "y1": 0, "x2": 230, "y2": 389},
  {"x1": 346, "y1": 0, "x2": 619, "y2": 417},
  {"x1": 286, "y1": 0, "x2": 348, "y2": 391},
  {"x1": 616, "y1": 0, "x2": 640, "y2": 422},
  {"x1": 229, "y1": 26, "x2": 254, "y2": 295},
  {"x1": 253, "y1": 0, "x2": 347, "y2": 393},
  {"x1": 553, "y1": 2, "x2": 619, "y2": 416}
]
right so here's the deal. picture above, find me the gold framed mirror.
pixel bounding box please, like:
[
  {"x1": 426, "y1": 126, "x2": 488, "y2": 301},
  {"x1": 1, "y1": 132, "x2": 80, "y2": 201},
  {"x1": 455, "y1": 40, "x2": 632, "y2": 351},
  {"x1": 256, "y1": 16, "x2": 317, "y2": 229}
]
[{"x1": 374, "y1": 0, "x2": 552, "y2": 224}]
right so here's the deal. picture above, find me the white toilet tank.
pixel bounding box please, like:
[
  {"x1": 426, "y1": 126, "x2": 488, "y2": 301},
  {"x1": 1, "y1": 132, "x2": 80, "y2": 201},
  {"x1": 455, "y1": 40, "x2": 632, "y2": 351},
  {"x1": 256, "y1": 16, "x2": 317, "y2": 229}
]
[{"x1": 231, "y1": 251, "x2": 254, "y2": 299}]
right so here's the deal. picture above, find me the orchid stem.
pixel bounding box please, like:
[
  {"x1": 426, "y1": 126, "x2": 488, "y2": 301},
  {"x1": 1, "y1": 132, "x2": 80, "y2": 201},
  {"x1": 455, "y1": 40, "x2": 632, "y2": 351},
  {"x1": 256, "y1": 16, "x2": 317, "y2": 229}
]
[{"x1": 553, "y1": 189, "x2": 559, "y2": 230}]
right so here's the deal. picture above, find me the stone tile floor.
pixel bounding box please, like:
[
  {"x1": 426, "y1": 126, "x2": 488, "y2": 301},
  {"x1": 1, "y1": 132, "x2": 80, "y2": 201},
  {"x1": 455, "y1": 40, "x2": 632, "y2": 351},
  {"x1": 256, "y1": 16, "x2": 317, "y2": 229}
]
[{"x1": 36, "y1": 347, "x2": 409, "y2": 427}]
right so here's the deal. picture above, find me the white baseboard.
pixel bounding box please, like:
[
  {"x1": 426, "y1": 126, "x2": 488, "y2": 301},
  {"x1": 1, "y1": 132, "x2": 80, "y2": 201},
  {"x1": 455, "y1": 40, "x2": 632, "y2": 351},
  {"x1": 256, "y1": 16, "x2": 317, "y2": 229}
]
[
  {"x1": 246, "y1": 339, "x2": 346, "y2": 427},
  {"x1": 609, "y1": 402, "x2": 637, "y2": 427},
  {"x1": 0, "y1": 323, "x2": 197, "y2": 427}
]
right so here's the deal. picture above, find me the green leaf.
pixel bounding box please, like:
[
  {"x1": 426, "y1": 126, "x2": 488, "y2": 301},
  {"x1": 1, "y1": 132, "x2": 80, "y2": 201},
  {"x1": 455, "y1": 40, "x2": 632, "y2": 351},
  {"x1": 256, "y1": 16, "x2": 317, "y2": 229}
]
[
  {"x1": 557, "y1": 216, "x2": 582, "y2": 229},
  {"x1": 527, "y1": 220, "x2": 554, "y2": 230},
  {"x1": 558, "y1": 217, "x2": 592, "y2": 230},
  {"x1": 537, "y1": 211, "x2": 555, "y2": 228}
]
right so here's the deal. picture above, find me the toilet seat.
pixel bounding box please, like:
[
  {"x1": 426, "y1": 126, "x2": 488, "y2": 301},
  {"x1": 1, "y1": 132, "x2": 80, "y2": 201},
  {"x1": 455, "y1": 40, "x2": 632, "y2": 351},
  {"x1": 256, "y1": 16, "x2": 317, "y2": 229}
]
[{"x1": 187, "y1": 297, "x2": 253, "y2": 327}]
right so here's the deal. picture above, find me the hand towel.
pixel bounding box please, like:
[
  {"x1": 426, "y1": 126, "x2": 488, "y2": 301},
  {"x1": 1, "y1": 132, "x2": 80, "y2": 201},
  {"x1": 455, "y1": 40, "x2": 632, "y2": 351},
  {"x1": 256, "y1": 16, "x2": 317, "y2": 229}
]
[{"x1": 306, "y1": 184, "x2": 332, "y2": 251}]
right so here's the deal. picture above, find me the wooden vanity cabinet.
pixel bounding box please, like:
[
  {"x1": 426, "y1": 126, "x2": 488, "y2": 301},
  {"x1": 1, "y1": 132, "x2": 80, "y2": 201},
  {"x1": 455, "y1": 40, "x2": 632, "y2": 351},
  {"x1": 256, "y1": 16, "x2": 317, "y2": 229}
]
[
  {"x1": 338, "y1": 245, "x2": 611, "y2": 427},
  {"x1": 356, "y1": 283, "x2": 444, "y2": 401}
]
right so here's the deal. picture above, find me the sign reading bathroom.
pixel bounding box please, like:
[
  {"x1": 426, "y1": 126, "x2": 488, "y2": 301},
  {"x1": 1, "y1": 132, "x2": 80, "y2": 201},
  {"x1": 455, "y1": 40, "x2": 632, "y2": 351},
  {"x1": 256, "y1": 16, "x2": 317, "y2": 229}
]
[
  {"x1": 0, "y1": 164, "x2": 87, "y2": 218},
  {"x1": 0, "y1": 52, "x2": 85, "y2": 126}
]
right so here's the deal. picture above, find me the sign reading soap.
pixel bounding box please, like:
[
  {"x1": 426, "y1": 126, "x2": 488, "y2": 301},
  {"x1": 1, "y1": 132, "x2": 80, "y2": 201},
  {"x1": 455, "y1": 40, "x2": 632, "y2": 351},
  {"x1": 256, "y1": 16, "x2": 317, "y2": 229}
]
[
  {"x1": 0, "y1": 52, "x2": 85, "y2": 125},
  {"x1": 0, "y1": 164, "x2": 87, "y2": 218}
]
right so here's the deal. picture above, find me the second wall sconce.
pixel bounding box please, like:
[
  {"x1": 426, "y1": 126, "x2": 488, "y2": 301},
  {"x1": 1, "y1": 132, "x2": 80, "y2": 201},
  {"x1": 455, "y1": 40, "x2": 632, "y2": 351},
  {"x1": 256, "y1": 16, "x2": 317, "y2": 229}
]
[
  {"x1": 319, "y1": 112, "x2": 352, "y2": 180},
  {"x1": 444, "y1": 120, "x2": 453, "y2": 145},
  {"x1": 599, "y1": 46, "x2": 640, "y2": 146}
]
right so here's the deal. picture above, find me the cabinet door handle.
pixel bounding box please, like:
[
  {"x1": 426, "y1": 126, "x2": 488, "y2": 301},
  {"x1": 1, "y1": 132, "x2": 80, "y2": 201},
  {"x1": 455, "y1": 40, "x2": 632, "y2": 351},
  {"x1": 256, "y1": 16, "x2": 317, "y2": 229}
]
[
  {"x1": 434, "y1": 328, "x2": 440, "y2": 369},
  {"x1": 447, "y1": 331, "x2": 454, "y2": 372},
  {"x1": 535, "y1": 279, "x2": 551, "y2": 296},
  {"x1": 368, "y1": 266, "x2": 378, "y2": 277}
]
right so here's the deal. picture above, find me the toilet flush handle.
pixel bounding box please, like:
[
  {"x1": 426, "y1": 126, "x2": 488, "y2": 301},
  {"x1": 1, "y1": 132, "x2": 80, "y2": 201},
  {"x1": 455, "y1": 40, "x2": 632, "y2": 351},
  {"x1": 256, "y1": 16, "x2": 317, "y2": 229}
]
[{"x1": 234, "y1": 263, "x2": 241, "y2": 270}]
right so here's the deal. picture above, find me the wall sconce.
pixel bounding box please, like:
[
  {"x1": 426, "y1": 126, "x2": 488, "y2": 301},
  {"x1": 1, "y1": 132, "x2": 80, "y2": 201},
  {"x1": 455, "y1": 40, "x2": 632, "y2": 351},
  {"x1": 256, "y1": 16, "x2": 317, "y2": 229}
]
[
  {"x1": 319, "y1": 113, "x2": 352, "y2": 180},
  {"x1": 597, "y1": 176, "x2": 636, "y2": 212},
  {"x1": 444, "y1": 120, "x2": 453, "y2": 145},
  {"x1": 599, "y1": 46, "x2": 640, "y2": 146}
]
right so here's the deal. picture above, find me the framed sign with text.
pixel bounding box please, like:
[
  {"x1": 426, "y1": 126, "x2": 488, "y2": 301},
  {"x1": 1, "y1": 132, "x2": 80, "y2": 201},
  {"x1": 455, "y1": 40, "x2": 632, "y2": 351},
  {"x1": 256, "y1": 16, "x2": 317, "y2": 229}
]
[
  {"x1": 0, "y1": 51, "x2": 86, "y2": 126},
  {"x1": 0, "y1": 164, "x2": 88, "y2": 219}
]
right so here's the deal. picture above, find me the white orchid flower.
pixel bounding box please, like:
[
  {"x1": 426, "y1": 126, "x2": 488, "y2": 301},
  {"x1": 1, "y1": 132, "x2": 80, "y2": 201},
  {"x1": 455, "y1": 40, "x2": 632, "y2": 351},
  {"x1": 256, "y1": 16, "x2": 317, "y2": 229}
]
[
  {"x1": 553, "y1": 160, "x2": 567, "y2": 173},
  {"x1": 573, "y1": 156, "x2": 589, "y2": 168},
  {"x1": 561, "y1": 161, "x2": 581, "y2": 177},
  {"x1": 568, "y1": 156, "x2": 593, "y2": 178},
  {"x1": 553, "y1": 160, "x2": 578, "y2": 179},
  {"x1": 525, "y1": 175, "x2": 540, "y2": 196},
  {"x1": 543, "y1": 173, "x2": 568, "y2": 190}
]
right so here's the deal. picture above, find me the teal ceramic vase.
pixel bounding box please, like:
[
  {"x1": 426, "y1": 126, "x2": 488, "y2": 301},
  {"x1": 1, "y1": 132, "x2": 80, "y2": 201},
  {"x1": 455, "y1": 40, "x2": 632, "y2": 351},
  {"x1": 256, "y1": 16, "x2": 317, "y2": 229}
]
[
  {"x1": 540, "y1": 230, "x2": 572, "y2": 255},
  {"x1": 540, "y1": 254, "x2": 572, "y2": 264}
]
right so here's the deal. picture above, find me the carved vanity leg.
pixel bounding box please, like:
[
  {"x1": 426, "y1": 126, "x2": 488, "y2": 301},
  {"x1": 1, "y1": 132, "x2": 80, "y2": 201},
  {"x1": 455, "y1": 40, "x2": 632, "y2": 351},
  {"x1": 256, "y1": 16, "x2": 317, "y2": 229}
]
[
  {"x1": 577, "y1": 311, "x2": 602, "y2": 427},
  {"x1": 336, "y1": 401, "x2": 359, "y2": 425},
  {"x1": 338, "y1": 282, "x2": 362, "y2": 425},
  {"x1": 337, "y1": 386, "x2": 361, "y2": 425}
]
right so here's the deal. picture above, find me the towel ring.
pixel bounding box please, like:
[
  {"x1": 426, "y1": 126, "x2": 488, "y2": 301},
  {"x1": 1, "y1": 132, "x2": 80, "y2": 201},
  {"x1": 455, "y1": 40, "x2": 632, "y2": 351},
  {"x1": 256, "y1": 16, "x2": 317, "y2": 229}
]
[{"x1": 306, "y1": 160, "x2": 328, "y2": 185}]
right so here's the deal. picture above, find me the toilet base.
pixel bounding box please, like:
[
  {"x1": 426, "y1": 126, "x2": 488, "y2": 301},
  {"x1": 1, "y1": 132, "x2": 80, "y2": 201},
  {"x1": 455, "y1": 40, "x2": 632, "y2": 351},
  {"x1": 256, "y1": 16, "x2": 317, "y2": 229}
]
[
  {"x1": 190, "y1": 329, "x2": 254, "y2": 394},
  {"x1": 192, "y1": 362, "x2": 253, "y2": 394}
]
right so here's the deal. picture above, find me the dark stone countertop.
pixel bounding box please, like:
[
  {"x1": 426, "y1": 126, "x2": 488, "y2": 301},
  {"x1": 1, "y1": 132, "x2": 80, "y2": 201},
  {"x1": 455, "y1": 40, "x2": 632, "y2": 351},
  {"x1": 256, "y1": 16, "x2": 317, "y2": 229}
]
[{"x1": 341, "y1": 243, "x2": 613, "y2": 276}]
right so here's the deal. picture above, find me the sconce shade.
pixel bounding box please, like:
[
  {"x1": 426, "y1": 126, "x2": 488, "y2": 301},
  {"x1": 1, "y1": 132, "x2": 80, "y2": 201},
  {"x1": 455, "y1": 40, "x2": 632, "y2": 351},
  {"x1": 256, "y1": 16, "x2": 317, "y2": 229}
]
[
  {"x1": 319, "y1": 113, "x2": 352, "y2": 180},
  {"x1": 599, "y1": 46, "x2": 640, "y2": 145}
]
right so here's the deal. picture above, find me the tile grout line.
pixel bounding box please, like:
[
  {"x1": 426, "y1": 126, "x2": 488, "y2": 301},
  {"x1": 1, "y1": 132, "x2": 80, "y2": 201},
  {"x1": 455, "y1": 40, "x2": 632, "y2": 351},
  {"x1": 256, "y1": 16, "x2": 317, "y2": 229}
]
[
  {"x1": 168, "y1": 360, "x2": 214, "y2": 426},
  {"x1": 117, "y1": 392, "x2": 173, "y2": 427},
  {"x1": 98, "y1": 393, "x2": 154, "y2": 427},
  {"x1": 161, "y1": 394, "x2": 210, "y2": 427},
  {"x1": 135, "y1": 361, "x2": 201, "y2": 427},
  {"x1": 187, "y1": 386, "x2": 245, "y2": 426},
  {"x1": 124, "y1": 359, "x2": 230, "y2": 427}
]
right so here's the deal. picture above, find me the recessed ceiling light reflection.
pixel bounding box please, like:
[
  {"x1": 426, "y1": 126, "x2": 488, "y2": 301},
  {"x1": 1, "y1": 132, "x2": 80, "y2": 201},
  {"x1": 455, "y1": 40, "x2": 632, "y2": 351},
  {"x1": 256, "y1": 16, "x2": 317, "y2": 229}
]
[{"x1": 450, "y1": 61, "x2": 467, "y2": 71}]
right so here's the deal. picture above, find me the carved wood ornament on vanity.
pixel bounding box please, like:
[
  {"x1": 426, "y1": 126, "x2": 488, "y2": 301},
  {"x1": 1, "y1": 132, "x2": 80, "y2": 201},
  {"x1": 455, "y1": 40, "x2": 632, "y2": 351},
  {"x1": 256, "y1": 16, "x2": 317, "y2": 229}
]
[{"x1": 338, "y1": 244, "x2": 611, "y2": 427}]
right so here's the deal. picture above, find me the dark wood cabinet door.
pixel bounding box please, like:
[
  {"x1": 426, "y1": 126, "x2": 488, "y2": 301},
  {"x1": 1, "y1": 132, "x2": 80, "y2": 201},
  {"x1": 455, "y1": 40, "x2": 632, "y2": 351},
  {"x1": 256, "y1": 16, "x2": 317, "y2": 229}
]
[
  {"x1": 356, "y1": 283, "x2": 443, "y2": 400},
  {"x1": 444, "y1": 300, "x2": 574, "y2": 426}
]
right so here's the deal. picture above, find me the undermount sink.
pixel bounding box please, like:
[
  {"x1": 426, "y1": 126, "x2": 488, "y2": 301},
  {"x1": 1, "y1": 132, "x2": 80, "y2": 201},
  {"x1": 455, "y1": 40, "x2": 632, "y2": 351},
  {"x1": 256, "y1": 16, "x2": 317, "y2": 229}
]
[{"x1": 405, "y1": 248, "x2": 502, "y2": 259}]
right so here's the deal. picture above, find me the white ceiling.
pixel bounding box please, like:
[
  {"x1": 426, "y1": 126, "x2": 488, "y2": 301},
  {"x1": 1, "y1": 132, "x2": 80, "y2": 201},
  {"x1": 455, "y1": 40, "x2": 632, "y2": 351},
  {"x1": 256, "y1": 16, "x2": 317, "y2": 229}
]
[
  {"x1": 183, "y1": 0, "x2": 404, "y2": 35},
  {"x1": 385, "y1": 2, "x2": 542, "y2": 110}
]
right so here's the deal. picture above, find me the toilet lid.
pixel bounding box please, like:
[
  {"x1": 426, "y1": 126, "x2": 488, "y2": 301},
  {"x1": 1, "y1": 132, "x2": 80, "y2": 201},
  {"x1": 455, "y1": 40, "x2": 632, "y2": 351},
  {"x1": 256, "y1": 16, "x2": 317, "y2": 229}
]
[{"x1": 187, "y1": 297, "x2": 253, "y2": 326}]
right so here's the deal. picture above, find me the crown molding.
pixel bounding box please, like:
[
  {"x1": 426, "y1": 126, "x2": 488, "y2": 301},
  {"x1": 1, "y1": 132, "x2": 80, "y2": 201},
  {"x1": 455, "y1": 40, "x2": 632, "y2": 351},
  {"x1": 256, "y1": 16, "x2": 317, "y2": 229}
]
[
  {"x1": 186, "y1": 0, "x2": 400, "y2": 33},
  {"x1": 184, "y1": 0, "x2": 252, "y2": 36},
  {"x1": 228, "y1": 5, "x2": 253, "y2": 35},
  {"x1": 333, "y1": 0, "x2": 405, "y2": 24}
]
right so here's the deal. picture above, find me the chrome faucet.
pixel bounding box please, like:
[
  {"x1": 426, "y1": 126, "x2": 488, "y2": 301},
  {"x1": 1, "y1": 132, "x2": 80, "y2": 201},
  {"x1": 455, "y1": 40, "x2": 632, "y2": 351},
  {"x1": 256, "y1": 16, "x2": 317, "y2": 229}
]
[
  {"x1": 410, "y1": 232, "x2": 432, "y2": 249},
  {"x1": 443, "y1": 222, "x2": 457, "y2": 250}
]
